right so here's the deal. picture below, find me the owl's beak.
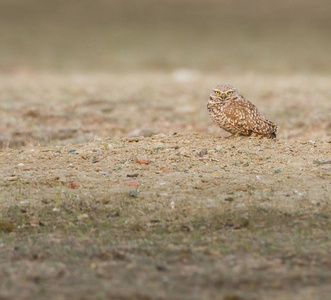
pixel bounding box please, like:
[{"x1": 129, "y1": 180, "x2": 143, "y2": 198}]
[{"x1": 220, "y1": 93, "x2": 227, "y2": 100}]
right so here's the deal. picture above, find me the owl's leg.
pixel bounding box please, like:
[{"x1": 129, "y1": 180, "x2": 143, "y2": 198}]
[
  {"x1": 251, "y1": 132, "x2": 263, "y2": 139},
  {"x1": 223, "y1": 133, "x2": 240, "y2": 139},
  {"x1": 252, "y1": 132, "x2": 277, "y2": 140}
]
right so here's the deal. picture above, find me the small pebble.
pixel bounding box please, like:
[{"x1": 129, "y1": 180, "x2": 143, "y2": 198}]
[
  {"x1": 137, "y1": 158, "x2": 150, "y2": 164},
  {"x1": 160, "y1": 166, "x2": 170, "y2": 173},
  {"x1": 156, "y1": 265, "x2": 167, "y2": 271},
  {"x1": 5, "y1": 176, "x2": 18, "y2": 181},
  {"x1": 68, "y1": 183, "x2": 78, "y2": 189},
  {"x1": 77, "y1": 214, "x2": 89, "y2": 220},
  {"x1": 129, "y1": 190, "x2": 137, "y2": 197},
  {"x1": 224, "y1": 197, "x2": 234, "y2": 202},
  {"x1": 198, "y1": 149, "x2": 208, "y2": 157},
  {"x1": 127, "y1": 173, "x2": 139, "y2": 178},
  {"x1": 107, "y1": 212, "x2": 120, "y2": 218},
  {"x1": 124, "y1": 181, "x2": 139, "y2": 187},
  {"x1": 181, "y1": 224, "x2": 194, "y2": 232}
]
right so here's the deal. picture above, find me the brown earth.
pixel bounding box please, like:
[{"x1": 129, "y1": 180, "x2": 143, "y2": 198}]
[
  {"x1": 0, "y1": 73, "x2": 330, "y2": 299},
  {"x1": 1, "y1": 1, "x2": 331, "y2": 299}
]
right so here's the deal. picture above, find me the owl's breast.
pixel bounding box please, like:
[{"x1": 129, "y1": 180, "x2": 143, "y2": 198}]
[
  {"x1": 207, "y1": 102, "x2": 226, "y2": 126},
  {"x1": 208, "y1": 102, "x2": 224, "y2": 113},
  {"x1": 207, "y1": 102, "x2": 224, "y2": 111}
]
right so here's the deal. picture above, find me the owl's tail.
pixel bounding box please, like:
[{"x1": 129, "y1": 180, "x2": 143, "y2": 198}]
[
  {"x1": 269, "y1": 131, "x2": 277, "y2": 139},
  {"x1": 267, "y1": 123, "x2": 279, "y2": 140}
]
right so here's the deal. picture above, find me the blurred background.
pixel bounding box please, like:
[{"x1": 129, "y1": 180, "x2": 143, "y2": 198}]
[
  {"x1": 0, "y1": 0, "x2": 330, "y2": 147},
  {"x1": 0, "y1": 0, "x2": 330, "y2": 74}
]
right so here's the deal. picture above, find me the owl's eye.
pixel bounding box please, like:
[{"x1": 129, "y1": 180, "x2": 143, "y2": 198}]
[
  {"x1": 215, "y1": 91, "x2": 220, "y2": 95},
  {"x1": 227, "y1": 91, "x2": 233, "y2": 95}
]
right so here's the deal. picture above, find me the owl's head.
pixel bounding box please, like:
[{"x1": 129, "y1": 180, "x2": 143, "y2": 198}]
[{"x1": 209, "y1": 84, "x2": 239, "y2": 103}]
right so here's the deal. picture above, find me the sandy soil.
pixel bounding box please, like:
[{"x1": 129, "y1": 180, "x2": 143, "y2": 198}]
[
  {"x1": 0, "y1": 72, "x2": 330, "y2": 149},
  {"x1": 1, "y1": 133, "x2": 330, "y2": 208},
  {"x1": 0, "y1": 73, "x2": 330, "y2": 299},
  {"x1": 1, "y1": 72, "x2": 330, "y2": 205},
  {"x1": 0, "y1": 1, "x2": 330, "y2": 298}
]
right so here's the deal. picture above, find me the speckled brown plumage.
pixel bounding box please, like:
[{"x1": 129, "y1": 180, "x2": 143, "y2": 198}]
[{"x1": 207, "y1": 84, "x2": 278, "y2": 139}]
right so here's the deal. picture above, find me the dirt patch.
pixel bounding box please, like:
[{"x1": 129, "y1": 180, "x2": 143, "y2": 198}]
[
  {"x1": 0, "y1": 73, "x2": 330, "y2": 148},
  {"x1": 1, "y1": 133, "x2": 330, "y2": 207},
  {"x1": 1, "y1": 0, "x2": 331, "y2": 297},
  {"x1": 0, "y1": 73, "x2": 330, "y2": 299},
  {"x1": 1, "y1": 132, "x2": 330, "y2": 299}
]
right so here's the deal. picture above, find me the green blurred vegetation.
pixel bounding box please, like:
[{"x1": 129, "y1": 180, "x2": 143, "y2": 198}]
[{"x1": 0, "y1": 0, "x2": 330, "y2": 73}]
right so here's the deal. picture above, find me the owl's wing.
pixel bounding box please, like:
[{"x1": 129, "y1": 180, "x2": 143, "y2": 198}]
[{"x1": 224, "y1": 99, "x2": 277, "y2": 136}]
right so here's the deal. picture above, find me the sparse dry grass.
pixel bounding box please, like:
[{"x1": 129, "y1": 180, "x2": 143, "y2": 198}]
[{"x1": 1, "y1": 188, "x2": 331, "y2": 300}]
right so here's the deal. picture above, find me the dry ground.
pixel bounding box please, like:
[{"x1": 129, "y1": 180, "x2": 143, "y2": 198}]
[
  {"x1": 1, "y1": 1, "x2": 330, "y2": 299},
  {"x1": 0, "y1": 72, "x2": 330, "y2": 148},
  {"x1": 0, "y1": 73, "x2": 330, "y2": 299}
]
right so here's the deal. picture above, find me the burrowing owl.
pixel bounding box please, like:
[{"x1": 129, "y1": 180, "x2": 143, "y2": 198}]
[{"x1": 207, "y1": 84, "x2": 278, "y2": 139}]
